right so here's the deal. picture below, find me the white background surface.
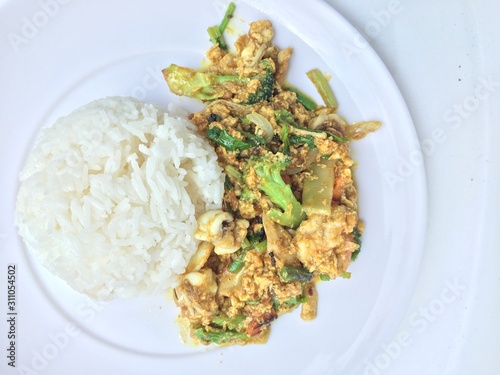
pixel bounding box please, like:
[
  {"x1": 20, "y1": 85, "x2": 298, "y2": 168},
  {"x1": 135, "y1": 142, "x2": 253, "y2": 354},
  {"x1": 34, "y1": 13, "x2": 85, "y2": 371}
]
[
  {"x1": 326, "y1": 0, "x2": 499, "y2": 374},
  {"x1": 1, "y1": 0, "x2": 499, "y2": 374}
]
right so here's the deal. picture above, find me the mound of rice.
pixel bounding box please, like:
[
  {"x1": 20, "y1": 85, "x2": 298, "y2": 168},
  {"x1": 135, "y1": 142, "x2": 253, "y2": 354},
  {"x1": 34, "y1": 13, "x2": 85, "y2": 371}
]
[{"x1": 15, "y1": 96, "x2": 224, "y2": 300}]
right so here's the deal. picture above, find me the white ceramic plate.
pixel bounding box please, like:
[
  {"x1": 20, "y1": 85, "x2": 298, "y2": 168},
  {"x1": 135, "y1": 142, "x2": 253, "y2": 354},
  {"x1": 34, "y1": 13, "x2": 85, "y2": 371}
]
[{"x1": 0, "y1": 0, "x2": 426, "y2": 374}]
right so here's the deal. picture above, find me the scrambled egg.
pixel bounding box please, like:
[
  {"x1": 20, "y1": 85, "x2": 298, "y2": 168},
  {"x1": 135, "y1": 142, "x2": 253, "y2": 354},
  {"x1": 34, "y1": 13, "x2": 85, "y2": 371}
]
[{"x1": 166, "y1": 17, "x2": 375, "y2": 346}]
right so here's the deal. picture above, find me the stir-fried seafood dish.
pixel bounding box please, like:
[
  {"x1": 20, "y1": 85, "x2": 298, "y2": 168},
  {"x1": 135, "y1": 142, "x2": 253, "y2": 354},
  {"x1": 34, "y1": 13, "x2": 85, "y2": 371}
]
[{"x1": 163, "y1": 4, "x2": 380, "y2": 345}]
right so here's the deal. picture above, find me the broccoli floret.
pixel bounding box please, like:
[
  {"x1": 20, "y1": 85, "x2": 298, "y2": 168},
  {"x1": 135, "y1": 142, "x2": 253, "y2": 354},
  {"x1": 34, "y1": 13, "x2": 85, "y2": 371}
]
[
  {"x1": 246, "y1": 61, "x2": 275, "y2": 104},
  {"x1": 240, "y1": 186, "x2": 258, "y2": 201},
  {"x1": 163, "y1": 60, "x2": 275, "y2": 103},
  {"x1": 163, "y1": 64, "x2": 246, "y2": 101},
  {"x1": 224, "y1": 165, "x2": 258, "y2": 205},
  {"x1": 246, "y1": 153, "x2": 306, "y2": 228},
  {"x1": 224, "y1": 165, "x2": 258, "y2": 202}
]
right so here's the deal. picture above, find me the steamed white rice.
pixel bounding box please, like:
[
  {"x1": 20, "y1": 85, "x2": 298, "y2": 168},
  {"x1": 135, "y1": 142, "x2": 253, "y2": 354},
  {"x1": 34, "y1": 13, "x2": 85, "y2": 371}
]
[{"x1": 15, "y1": 96, "x2": 224, "y2": 300}]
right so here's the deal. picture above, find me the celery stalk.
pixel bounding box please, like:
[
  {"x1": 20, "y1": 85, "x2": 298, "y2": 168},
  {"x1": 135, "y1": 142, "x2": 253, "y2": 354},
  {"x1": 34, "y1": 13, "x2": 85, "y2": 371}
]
[
  {"x1": 306, "y1": 69, "x2": 338, "y2": 110},
  {"x1": 302, "y1": 159, "x2": 335, "y2": 215}
]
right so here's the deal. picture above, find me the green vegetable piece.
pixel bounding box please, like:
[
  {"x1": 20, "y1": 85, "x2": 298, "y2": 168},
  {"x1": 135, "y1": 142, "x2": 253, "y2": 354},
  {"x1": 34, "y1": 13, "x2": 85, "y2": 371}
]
[
  {"x1": 208, "y1": 25, "x2": 227, "y2": 50},
  {"x1": 319, "y1": 274, "x2": 331, "y2": 281},
  {"x1": 163, "y1": 59, "x2": 275, "y2": 104},
  {"x1": 286, "y1": 85, "x2": 318, "y2": 110},
  {"x1": 280, "y1": 120, "x2": 290, "y2": 154},
  {"x1": 351, "y1": 227, "x2": 362, "y2": 261},
  {"x1": 272, "y1": 298, "x2": 280, "y2": 311},
  {"x1": 228, "y1": 235, "x2": 267, "y2": 273},
  {"x1": 224, "y1": 175, "x2": 233, "y2": 191},
  {"x1": 240, "y1": 186, "x2": 258, "y2": 201},
  {"x1": 228, "y1": 249, "x2": 246, "y2": 273},
  {"x1": 275, "y1": 109, "x2": 348, "y2": 144},
  {"x1": 353, "y1": 227, "x2": 362, "y2": 245},
  {"x1": 224, "y1": 165, "x2": 243, "y2": 182},
  {"x1": 302, "y1": 159, "x2": 335, "y2": 216},
  {"x1": 252, "y1": 239, "x2": 267, "y2": 253},
  {"x1": 239, "y1": 129, "x2": 268, "y2": 147},
  {"x1": 207, "y1": 126, "x2": 252, "y2": 151},
  {"x1": 163, "y1": 64, "x2": 244, "y2": 101},
  {"x1": 193, "y1": 327, "x2": 247, "y2": 345},
  {"x1": 351, "y1": 249, "x2": 361, "y2": 261},
  {"x1": 207, "y1": 2, "x2": 235, "y2": 51},
  {"x1": 211, "y1": 314, "x2": 246, "y2": 330},
  {"x1": 306, "y1": 68, "x2": 339, "y2": 110},
  {"x1": 340, "y1": 271, "x2": 351, "y2": 279},
  {"x1": 246, "y1": 230, "x2": 264, "y2": 244},
  {"x1": 274, "y1": 109, "x2": 298, "y2": 127},
  {"x1": 219, "y1": 2, "x2": 236, "y2": 32},
  {"x1": 283, "y1": 295, "x2": 309, "y2": 306},
  {"x1": 289, "y1": 134, "x2": 317, "y2": 149},
  {"x1": 280, "y1": 266, "x2": 313, "y2": 283},
  {"x1": 247, "y1": 154, "x2": 306, "y2": 228},
  {"x1": 246, "y1": 61, "x2": 275, "y2": 104}
]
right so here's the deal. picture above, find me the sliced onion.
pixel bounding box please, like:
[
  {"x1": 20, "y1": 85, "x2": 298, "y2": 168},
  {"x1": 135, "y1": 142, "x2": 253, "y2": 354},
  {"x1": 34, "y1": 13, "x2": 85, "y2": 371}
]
[
  {"x1": 206, "y1": 100, "x2": 251, "y2": 116},
  {"x1": 246, "y1": 112, "x2": 275, "y2": 142},
  {"x1": 309, "y1": 113, "x2": 347, "y2": 130},
  {"x1": 345, "y1": 121, "x2": 382, "y2": 140}
]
